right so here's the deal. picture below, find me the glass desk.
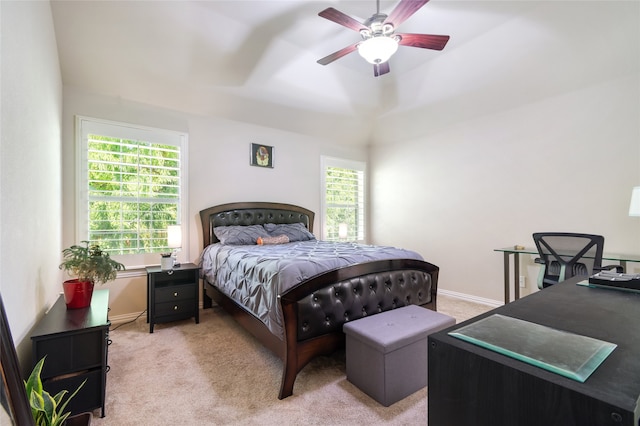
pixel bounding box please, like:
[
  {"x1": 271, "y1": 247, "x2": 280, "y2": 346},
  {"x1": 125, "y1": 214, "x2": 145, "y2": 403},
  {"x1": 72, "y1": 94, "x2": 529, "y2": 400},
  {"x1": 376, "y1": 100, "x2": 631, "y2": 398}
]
[{"x1": 494, "y1": 247, "x2": 640, "y2": 304}]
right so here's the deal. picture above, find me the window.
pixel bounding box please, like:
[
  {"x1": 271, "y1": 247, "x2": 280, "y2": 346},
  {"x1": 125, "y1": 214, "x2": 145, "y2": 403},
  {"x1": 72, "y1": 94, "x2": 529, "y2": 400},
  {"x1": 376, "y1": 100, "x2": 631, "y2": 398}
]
[
  {"x1": 321, "y1": 157, "x2": 366, "y2": 242},
  {"x1": 76, "y1": 116, "x2": 188, "y2": 266}
]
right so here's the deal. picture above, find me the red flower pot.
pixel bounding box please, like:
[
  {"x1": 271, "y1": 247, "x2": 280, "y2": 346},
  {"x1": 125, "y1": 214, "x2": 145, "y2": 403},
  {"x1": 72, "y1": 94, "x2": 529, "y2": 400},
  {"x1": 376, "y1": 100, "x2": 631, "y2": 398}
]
[{"x1": 62, "y1": 279, "x2": 94, "y2": 309}]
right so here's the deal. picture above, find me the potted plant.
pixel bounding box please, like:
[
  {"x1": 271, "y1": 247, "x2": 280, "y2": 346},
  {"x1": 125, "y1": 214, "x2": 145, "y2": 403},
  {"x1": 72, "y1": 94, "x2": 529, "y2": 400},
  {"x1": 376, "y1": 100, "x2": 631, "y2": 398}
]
[
  {"x1": 24, "y1": 356, "x2": 87, "y2": 426},
  {"x1": 59, "y1": 241, "x2": 125, "y2": 309}
]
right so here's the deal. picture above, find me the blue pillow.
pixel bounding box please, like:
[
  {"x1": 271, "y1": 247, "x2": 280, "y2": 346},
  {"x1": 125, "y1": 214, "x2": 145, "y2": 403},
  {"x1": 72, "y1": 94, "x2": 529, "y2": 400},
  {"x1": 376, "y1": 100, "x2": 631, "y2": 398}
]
[
  {"x1": 263, "y1": 223, "x2": 315, "y2": 242},
  {"x1": 213, "y1": 225, "x2": 269, "y2": 245}
]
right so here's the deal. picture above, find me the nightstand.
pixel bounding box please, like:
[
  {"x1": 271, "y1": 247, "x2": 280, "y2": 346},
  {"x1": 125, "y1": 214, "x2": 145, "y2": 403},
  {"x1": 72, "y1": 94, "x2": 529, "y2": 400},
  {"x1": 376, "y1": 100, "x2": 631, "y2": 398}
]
[
  {"x1": 31, "y1": 289, "x2": 110, "y2": 417},
  {"x1": 146, "y1": 263, "x2": 200, "y2": 333}
]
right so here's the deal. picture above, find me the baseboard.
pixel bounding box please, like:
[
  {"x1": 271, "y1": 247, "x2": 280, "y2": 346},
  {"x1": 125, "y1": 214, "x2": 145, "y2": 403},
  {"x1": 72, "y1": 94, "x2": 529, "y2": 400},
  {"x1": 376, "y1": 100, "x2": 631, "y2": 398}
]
[
  {"x1": 438, "y1": 288, "x2": 502, "y2": 308},
  {"x1": 109, "y1": 302, "x2": 207, "y2": 326},
  {"x1": 109, "y1": 311, "x2": 146, "y2": 326}
]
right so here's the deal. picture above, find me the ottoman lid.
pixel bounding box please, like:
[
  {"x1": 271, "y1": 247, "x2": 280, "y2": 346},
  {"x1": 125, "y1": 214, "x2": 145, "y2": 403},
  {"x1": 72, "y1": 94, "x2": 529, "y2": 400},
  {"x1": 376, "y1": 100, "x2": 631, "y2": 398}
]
[{"x1": 343, "y1": 305, "x2": 456, "y2": 353}]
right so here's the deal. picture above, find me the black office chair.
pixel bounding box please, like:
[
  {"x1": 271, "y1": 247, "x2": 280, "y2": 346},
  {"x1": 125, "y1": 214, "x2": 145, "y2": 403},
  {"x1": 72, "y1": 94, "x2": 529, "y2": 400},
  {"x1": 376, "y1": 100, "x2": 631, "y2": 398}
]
[{"x1": 532, "y1": 232, "x2": 624, "y2": 289}]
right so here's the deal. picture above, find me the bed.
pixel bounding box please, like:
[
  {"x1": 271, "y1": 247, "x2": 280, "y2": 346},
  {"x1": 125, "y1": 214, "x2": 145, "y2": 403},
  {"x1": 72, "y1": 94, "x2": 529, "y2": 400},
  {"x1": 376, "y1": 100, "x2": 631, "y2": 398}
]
[{"x1": 199, "y1": 202, "x2": 439, "y2": 399}]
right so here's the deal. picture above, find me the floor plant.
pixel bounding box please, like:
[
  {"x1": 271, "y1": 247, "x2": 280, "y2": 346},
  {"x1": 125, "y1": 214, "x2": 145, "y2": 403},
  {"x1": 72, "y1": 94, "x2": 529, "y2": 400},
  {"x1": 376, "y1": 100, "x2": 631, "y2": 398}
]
[{"x1": 24, "y1": 356, "x2": 85, "y2": 426}]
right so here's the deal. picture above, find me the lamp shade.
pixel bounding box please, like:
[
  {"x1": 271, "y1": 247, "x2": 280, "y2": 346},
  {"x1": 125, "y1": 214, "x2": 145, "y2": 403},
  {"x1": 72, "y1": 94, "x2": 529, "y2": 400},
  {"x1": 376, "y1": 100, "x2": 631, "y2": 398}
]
[
  {"x1": 357, "y1": 36, "x2": 398, "y2": 64},
  {"x1": 167, "y1": 225, "x2": 182, "y2": 248},
  {"x1": 338, "y1": 223, "x2": 348, "y2": 239},
  {"x1": 630, "y1": 186, "x2": 640, "y2": 217}
]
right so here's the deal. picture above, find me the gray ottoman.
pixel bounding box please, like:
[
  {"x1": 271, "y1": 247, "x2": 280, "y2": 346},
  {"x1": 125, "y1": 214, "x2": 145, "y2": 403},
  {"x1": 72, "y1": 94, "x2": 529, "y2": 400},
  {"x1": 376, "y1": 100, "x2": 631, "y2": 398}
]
[{"x1": 343, "y1": 304, "x2": 456, "y2": 406}]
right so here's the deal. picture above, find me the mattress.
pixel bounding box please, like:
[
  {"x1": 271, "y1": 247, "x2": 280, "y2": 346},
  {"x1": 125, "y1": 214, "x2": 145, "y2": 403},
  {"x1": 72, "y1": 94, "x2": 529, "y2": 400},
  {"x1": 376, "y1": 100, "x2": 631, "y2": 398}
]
[{"x1": 199, "y1": 240, "x2": 424, "y2": 338}]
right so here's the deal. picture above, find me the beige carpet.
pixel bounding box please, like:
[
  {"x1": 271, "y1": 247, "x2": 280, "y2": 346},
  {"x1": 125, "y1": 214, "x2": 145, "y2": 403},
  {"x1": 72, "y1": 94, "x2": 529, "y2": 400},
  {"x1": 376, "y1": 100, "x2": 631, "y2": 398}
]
[{"x1": 91, "y1": 295, "x2": 491, "y2": 426}]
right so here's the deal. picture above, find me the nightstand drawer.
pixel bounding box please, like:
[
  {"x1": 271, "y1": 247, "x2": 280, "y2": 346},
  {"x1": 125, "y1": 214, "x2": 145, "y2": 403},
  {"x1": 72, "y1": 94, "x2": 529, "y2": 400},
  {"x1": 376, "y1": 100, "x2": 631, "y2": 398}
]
[
  {"x1": 155, "y1": 299, "x2": 195, "y2": 317},
  {"x1": 155, "y1": 284, "x2": 196, "y2": 303}
]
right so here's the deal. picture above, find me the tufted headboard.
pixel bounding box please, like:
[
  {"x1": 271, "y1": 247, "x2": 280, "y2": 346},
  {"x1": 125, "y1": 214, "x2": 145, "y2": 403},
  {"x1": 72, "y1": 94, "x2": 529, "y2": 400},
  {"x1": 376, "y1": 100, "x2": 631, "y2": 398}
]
[{"x1": 199, "y1": 202, "x2": 315, "y2": 248}]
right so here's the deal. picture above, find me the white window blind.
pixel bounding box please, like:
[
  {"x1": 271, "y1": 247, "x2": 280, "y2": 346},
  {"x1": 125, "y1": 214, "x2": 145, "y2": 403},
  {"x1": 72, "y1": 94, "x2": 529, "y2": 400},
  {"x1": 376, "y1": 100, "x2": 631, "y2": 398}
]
[
  {"x1": 77, "y1": 116, "x2": 188, "y2": 265},
  {"x1": 321, "y1": 157, "x2": 366, "y2": 242}
]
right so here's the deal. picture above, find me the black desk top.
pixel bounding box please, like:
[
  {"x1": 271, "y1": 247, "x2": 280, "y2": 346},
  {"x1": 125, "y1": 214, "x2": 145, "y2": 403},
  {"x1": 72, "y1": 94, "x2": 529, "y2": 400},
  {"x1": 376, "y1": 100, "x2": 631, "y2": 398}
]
[
  {"x1": 31, "y1": 289, "x2": 110, "y2": 339},
  {"x1": 431, "y1": 277, "x2": 640, "y2": 414}
]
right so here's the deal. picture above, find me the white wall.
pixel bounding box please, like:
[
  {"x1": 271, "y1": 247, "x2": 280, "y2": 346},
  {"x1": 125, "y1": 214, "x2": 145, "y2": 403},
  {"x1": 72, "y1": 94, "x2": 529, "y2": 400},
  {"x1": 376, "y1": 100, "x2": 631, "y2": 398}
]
[
  {"x1": 370, "y1": 73, "x2": 640, "y2": 304},
  {"x1": 370, "y1": 1, "x2": 640, "y2": 304},
  {"x1": 61, "y1": 87, "x2": 367, "y2": 317},
  {"x1": 0, "y1": 1, "x2": 63, "y2": 354}
]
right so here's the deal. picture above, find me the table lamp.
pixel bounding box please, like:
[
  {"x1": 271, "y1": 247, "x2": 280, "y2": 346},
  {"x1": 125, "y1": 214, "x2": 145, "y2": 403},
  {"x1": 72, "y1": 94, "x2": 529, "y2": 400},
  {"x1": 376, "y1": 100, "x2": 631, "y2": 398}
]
[
  {"x1": 167, "y1": 225, "x2": 182, "y2": 267},
  {"x1": 630, "y1": 187, "x2": 640, "y2": 217}
]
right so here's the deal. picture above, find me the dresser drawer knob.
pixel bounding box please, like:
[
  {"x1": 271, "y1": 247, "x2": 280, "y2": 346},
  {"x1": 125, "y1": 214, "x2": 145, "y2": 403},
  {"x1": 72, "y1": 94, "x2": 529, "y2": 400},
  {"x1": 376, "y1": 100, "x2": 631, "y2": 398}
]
[
  {"x1": 173, "y1": 292, "x2": 178, "y2": 297},
  {"x1": 173, "y1": 305, "x2": 178, "y2": 311}
]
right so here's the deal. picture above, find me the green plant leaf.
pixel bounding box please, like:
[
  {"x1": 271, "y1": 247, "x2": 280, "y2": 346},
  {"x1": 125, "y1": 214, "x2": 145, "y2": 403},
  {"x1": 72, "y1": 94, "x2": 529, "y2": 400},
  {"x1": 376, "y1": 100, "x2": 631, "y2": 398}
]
[
  {"x1": 52, "y1": 412, "x2": 71, "y2": 426},
  {"x1": 40, "y1": 390, "x2": 56, "y2": 425},
  {"x1": 55, "y1": 379, "x2": 85, "y2": 421},
  {"x1": 25, "y1": 356, "x2": 87, "y2": 426},
  {"x1": 59, "y1": 240, "x2": 125, "y2": 285},
  {"x1": 28, "y1": 390, "x2": 45, "y2": 417},
  {"x1": 25, "y1": 356, "x2": 45, "y2": 397}
]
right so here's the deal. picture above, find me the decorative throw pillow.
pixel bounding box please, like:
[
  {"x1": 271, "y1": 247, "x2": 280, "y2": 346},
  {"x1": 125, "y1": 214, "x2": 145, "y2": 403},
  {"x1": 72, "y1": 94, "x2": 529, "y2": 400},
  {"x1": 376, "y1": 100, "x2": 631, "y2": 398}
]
[
  {"x1": 256, "y1": 235, "x2": 290, "y2": 245},
  {"x1": 263, "y1": 223, "x2": 315, "y2": 242},
  {"x1": 213, "y1": 225, "x2": 269, "y2": 245}
]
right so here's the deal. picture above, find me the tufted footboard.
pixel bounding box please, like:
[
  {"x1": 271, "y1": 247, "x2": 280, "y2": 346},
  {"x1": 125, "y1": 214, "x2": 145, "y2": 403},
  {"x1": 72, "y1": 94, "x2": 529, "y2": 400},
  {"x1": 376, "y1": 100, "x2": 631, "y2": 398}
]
[{"x1": 278, "y1": 258, "x2": 439, "y2": 399}]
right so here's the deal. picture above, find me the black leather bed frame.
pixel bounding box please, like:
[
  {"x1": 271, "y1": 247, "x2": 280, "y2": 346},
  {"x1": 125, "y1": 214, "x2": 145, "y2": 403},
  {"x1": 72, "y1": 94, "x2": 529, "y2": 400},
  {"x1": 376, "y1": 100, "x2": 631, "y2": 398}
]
[{"x1": 199, "y1": 201, "x2": 439, "y2": 399}]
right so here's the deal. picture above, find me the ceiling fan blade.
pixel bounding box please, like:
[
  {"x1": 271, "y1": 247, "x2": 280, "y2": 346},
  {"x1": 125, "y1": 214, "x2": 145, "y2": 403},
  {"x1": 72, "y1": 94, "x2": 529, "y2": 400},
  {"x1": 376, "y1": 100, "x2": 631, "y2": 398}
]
[
  {"x1": 317, "y1": 42, "x2": 359, "y2": 65},
  {"x1": 397, "y1": 33, "x2": 450, "y2": 50},
  {"x1": 384, "y1": 0, "x2": 430, "y2": 28},
  {"x1": 318, "y1": 7, "x2": 368, "y2": 32},
  {"x1": 374, "y1": 62, "x2": 390, "y2": 77}
]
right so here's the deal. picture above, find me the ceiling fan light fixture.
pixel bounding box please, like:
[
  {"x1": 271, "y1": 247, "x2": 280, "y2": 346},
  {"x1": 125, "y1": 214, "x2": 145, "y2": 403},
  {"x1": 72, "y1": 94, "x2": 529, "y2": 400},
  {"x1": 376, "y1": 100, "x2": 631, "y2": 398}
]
[{"x1": 357, "y1": 36, "x2": 398, "y2": 64}]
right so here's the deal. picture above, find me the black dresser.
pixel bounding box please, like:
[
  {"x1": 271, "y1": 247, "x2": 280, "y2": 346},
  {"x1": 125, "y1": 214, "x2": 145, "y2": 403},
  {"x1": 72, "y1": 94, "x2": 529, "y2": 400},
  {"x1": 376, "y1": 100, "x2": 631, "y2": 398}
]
[{"x1": 31, "y1": 289, "x2": 110, "y2": 417}]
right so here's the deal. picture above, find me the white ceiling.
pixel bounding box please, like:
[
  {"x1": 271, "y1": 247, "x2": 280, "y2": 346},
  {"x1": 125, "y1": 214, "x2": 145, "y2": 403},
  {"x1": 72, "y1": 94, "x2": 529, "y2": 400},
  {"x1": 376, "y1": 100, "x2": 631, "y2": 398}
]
[{"x1": 50, "y1": 0, "x2": 639, "y2": 145}]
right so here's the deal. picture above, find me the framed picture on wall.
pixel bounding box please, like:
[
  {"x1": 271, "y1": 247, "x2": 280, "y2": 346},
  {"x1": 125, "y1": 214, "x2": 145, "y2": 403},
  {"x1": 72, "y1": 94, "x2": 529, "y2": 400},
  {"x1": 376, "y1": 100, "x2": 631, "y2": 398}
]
[{"x1": 250, "y1": 143, "x2": 274, "y2": 168}]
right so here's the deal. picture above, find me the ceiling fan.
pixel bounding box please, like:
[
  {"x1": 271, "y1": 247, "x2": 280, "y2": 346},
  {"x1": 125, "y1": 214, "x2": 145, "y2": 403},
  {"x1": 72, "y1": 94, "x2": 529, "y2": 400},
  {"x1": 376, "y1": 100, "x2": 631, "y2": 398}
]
[{"x1": 317, "y1": 0, "x2": 449, "y2": 77}]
